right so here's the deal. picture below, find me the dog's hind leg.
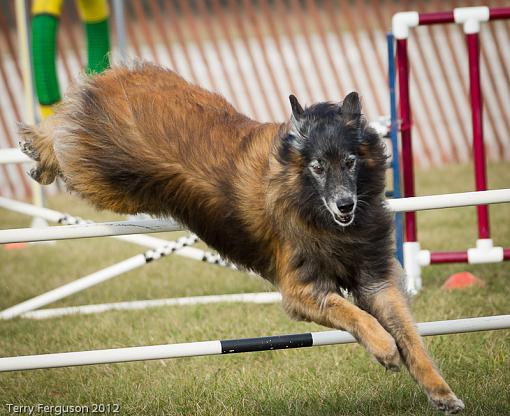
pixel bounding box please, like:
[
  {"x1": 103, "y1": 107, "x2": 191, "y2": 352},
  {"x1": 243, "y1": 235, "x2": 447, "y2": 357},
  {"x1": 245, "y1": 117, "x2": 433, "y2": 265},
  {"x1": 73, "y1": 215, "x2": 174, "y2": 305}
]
[
  {"x1": 18, "y1": 121, "x2": 60, "y2": 185},
  {"x1": 279, "y1": 278, "x2": 401, "y2": 372},
  {"x1": 355, "y1": 272, "x2": 464, "y2": 413}
]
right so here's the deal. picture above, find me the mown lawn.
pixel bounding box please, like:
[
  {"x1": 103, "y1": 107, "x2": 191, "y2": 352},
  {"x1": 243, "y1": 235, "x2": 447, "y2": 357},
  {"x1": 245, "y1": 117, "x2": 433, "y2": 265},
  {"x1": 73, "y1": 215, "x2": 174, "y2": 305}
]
[{"x1": 0, "y1": 162, "x2": 509, "y2": 416}]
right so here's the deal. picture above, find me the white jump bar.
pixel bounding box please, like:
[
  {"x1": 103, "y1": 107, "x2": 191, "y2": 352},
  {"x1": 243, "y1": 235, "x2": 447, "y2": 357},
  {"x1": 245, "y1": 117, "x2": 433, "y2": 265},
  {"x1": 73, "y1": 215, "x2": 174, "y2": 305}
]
[
  {"x1": 386, "y1": 188, "x2": 510, "y2": 212},
  {"x1": 0, "y1": 219, "x2": 182, "y2": 244},
  {"x1": 0, "y1": 148, "x2": 32, "y2": 164},
  {"x1": 1, "y1": 189, "x2": 509, "y2": 244},
  {"x1": 0, "y1": 315, "x2": 508, "y2": 372},
  {"x1": 21, "y1": 292, "x2": 283, "y2": 320}
]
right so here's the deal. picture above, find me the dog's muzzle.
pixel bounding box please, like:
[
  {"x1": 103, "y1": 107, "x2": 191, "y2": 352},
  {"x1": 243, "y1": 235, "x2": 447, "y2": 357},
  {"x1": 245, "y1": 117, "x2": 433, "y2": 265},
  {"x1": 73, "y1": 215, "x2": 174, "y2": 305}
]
[{"x1": 335, "y1": 197, "x2": 356, "y2": 225}]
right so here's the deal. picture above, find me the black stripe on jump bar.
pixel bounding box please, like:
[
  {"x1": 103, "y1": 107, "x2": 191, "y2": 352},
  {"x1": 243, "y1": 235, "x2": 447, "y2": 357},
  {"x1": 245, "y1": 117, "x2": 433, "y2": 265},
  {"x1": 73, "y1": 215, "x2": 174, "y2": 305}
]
[{"x1": 221, "y1": 333, "x2": 313, "y2": 354}]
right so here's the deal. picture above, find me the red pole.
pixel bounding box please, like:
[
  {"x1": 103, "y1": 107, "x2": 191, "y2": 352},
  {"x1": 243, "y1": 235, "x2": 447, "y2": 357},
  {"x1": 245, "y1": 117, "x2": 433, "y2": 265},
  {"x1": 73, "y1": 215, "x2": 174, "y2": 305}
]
[
  {"x1": 466, "y1": 33, "x2": 490, "y2": 239},
  {"x1": 418, "y1": 11, "x2": 454, "y2": 26},
  {"x1": 430, "y1": 251, "x2": 469, "y2": 264},
  {"x1": 430, "y1": 249, "x2": 510, "y2": 264},
  {"x1": 489, "y1": 7, "x2": 510, "y2": 20},
  {"x1": 396, "y1": 38, "x2": 417, "y2": 242}
]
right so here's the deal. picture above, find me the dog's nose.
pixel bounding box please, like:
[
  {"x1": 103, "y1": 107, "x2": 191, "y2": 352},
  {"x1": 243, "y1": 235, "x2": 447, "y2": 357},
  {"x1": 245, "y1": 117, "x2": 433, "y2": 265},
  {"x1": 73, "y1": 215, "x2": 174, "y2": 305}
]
[{"x1": 336, "y1": 198, "x2": 354, "y2": 214}]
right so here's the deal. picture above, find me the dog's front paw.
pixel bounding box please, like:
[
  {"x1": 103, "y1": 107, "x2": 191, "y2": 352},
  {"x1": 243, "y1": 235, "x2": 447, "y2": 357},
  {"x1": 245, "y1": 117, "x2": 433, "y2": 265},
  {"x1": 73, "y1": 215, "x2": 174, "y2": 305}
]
[
  {"x1": 362, "y1": 317, "x2": 401, "y2": 372},
  {"x1": 373, "y1": 339, "x2": 400, "y2": 372},
  {"x1": 429, "y1": 392, "x2": 465, "y2": 414}
]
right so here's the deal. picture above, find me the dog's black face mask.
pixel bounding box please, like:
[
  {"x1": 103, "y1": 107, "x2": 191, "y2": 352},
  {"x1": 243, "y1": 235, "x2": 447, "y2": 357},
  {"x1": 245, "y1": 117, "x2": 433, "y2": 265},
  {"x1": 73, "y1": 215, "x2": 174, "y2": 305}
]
[{"x1": 284, "y1": 92, "x2": 367, "y2": 228}]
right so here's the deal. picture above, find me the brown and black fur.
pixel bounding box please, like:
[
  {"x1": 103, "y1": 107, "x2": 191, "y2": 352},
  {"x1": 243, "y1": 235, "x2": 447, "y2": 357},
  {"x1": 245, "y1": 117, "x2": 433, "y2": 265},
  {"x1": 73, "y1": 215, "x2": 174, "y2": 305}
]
[{"x1": 19, "y1": 62, "x2": 464, "y2": 414}]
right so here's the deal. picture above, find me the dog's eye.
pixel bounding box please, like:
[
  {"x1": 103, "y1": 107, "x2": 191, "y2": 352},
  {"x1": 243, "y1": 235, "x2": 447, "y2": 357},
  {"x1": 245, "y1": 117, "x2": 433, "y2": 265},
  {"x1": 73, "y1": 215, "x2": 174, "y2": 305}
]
[
  {"x1": 311, "y1": 160, "x2": 325, "y2": 175},
  {"x1": 346, "y1": 155, "x2": 356, "y2": 169}
]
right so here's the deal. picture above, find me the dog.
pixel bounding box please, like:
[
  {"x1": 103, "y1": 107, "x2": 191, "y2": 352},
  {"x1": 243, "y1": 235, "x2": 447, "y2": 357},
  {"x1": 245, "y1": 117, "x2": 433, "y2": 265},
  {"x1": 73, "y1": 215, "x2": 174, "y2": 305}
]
[{"x1": 19, "y1": 62, "x2": 464, "y2": 414}]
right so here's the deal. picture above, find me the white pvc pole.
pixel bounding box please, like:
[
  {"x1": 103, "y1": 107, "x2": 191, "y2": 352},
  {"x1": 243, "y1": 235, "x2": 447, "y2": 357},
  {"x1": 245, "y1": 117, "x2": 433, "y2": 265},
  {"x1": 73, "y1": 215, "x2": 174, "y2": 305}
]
[
  {"x1": 0, "y1": 197, "x2": 64, "y2": 222},
  {"x1": 0, "y1": 197, "x2": 183, "y2": 248},
  {"x1": 0, "y1": 255, "x2": 147, "y2": 320},
  {"x1": 0, "y1": 197, "x2": 248, "y2": 319},
  {"x1": 0, "y1": 341, "x2": 224, "y2": 372},
  {"x1": 22, "y1": 292, "x2": 282, "y2": 319},
  {"x1": 0, "y1": 148, "x2": 32, "y2": 165},
  {"x1": 0, "y1": 197, "x2": 239, "y2": 267},
  {"x1": 2, "y1": 189, "x2": 509, "y2": 245},
  {"x1": 386, "y1": 188, "x2": 510, "y2": 212},
  {"x1": 0, "y1": 315, "x2": 508, "y2": 372},
  {"x1": 112, "y1": 0, "x2": 127, "y2": 59},
  {"x1": 311, "y1": 314, "x2": 510, "y2": 345},
  {"x1": 0, "y1": 219, "x2": 181, "y2": 244},
  {"x1": 14, "y1": 0, "x2": 46, "y2": 214},
  {"x1": 0, "y1": 234, "x2": 199, "y2": 319}
]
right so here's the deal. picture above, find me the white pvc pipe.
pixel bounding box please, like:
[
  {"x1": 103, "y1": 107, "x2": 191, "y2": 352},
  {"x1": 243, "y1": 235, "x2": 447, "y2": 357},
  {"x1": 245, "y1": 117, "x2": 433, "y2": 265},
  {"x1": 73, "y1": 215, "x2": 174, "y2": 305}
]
[
  {"x1": 0, "y1": 148, "x2": 32, "y2": 165},
  {"x1": 15, "y1": 0, "x2": 45, "y2": 210},
  {"x1": 0, "y1": 197, "x2": 243, "y2": 271},
  {"x1": 0, "y1": 197, "x2": 242, "y2": 269},
  {"x1": 0, "y1": 198, "x2": 250, "y2": 319},
  {"x1": 0, "y1": 231, "x2": 200, "y2": 319},
  {"x1": 2, "y1": 189, "x2": 509, "y2": 244},
  {"x1": 0, "y1": 197, "x2": 220, "y2": 265},
  {"x1": 22, "y1": 292, "x2": 282, "y2": 319},
  {"x1": 311, "y1": 314, "x2": 510, "y2": 345},
  {"x1": 112, "y1": 0, "x2": 127, "y2": 58},
  {"x1": 0, "y1": 197, "x2": 64, "y2": 222},
  {"x1": 0, "y1": 195, "x2": 241, "y2": 259},
  {"x1": 0, "y1": 255, "x2": 147, "y2": 320},
  {"x1": 0, "y1": 315, "x2": 508, "y2": 372},
  {"x1": 0, "y1": 341, "x2": 224, "y2": 372},
  {"x1": 386, "y1": 188, "x2": 510, "y2": 212},
  {"x1": 0, "y1": 219, "x2": 181, "y2": 244},
  {"x1": 392, "y1": 11, "x2": 419, "y2": 40},
  {"x1": 454, "y1": 6, "x2": 490, "y2": 34},
  {"x1": 0, "y1": 196, "x2": 187, "y2": 251}
]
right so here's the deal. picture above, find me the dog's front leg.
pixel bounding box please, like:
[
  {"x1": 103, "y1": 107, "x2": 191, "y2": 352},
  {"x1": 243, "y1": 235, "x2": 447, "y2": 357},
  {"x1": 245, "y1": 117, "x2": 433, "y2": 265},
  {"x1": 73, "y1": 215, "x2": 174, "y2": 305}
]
[
  {"x1": 355, "y1": 278, "x2": 464, "y2": 414},
  {"x1": 279, "y1": 278, "x2": 400, "y2": 371}
]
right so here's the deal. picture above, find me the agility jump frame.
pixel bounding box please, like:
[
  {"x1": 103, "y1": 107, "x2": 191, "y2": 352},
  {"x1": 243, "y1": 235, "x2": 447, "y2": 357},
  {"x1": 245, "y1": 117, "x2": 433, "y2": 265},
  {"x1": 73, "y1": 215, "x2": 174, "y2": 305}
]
[
  {"x1": 1, "y1": 189, "x2": 509, "y2": 371},
  {"x1": 0, "y1": 314, "x2": 508, "y2": 372},
  {"x1": 1, "y1": 189, "x2": 509, "y2": 308},
  {"x1": 2, "y1": 190, "x2": 510, "y2": 245},
  {"x1": 0, "y1": 196, "x2": 266, "y2": 320},
  {"x1": 392, "y1": 6, "x2": 510, "y2": 291}
]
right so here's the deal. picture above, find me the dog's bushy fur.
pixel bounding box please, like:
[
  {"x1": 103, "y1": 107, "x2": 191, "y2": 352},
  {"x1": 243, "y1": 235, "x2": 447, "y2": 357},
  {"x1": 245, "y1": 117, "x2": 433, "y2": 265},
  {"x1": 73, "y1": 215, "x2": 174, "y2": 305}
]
[{"x1": 19, "y1": 63, "x2": 464, "y2": 414}]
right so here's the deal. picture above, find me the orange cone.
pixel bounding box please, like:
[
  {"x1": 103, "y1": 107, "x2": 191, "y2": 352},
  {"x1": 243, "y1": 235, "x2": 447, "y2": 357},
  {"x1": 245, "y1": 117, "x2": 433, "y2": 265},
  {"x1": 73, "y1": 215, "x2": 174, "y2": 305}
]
[
  {"x1": 4, "y1": 242, "x2": 28, "y2": 250},
  {"x1": 442, "y1": 272, "x2": 485, "y2": 290}
]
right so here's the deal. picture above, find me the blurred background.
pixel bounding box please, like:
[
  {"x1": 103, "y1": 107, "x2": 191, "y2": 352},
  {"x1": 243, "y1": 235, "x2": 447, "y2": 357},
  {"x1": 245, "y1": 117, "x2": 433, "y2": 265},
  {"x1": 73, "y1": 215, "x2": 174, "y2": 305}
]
[{"x1": 0, "y1": 0, "x2": 509, "y2": 200}]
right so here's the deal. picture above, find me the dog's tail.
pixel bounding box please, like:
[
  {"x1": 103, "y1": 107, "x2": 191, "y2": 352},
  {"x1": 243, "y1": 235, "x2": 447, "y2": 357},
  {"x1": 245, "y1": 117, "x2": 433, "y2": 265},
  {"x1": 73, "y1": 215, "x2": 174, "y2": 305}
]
[{"x1": 18, "y1": 117, "x2": 61, "y2": 185}]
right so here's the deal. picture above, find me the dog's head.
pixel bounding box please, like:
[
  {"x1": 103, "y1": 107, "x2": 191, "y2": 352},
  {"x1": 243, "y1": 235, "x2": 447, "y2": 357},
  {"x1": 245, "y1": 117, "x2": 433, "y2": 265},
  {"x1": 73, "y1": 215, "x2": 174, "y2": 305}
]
[{"x1": 278, "y1": 92, "x2": 387, "y2": 229}]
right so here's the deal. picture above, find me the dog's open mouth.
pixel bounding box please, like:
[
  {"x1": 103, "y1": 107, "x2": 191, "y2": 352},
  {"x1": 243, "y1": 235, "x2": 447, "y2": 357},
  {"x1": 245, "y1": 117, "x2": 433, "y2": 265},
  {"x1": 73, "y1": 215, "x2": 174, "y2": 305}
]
[{"x1": 336, "y1": 213, "x2": 353, "y2": 225}]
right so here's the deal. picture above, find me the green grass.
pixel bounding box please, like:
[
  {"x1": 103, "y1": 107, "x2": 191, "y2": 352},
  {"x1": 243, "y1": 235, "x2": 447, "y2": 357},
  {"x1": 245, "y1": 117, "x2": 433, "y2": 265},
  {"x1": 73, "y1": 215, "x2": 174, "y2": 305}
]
[{"x1": 0, "y1": 162, "x2": 509, "y2": 416}]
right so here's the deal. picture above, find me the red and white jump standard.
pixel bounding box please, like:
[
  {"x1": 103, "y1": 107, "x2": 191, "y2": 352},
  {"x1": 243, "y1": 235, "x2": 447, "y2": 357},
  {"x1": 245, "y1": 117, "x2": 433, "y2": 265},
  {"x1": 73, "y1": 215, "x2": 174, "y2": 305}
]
[{"x1": 392, "y1": 6, "x2": 510, "y2": 293}]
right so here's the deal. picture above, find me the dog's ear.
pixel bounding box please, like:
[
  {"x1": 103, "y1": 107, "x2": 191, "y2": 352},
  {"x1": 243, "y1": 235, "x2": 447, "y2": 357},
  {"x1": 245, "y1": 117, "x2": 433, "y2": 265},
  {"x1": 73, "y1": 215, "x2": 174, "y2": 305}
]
[
  {"x1": 288, "y1": 95, "x2": 307, "y2": 149},
  {"x1": 289, "y1": 95, "x2": 304, "y2": 120},
  {"x1": 341, "y1": 92, "x2": 363, "y2": 142},
  {"x1": 341, "y1": 92, "x2": 362, "y2": 131}
]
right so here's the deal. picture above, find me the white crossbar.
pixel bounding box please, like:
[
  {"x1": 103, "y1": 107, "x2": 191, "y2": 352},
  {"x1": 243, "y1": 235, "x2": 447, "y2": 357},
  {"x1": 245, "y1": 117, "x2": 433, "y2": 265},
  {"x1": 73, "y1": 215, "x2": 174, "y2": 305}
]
[
  {"x1": 0, "y1": 148, "x2": 32, "y2": 164},
  {"x1": 0, "y1": 315, "x2": 508, "y2": 372},
  {"x1": 386, "y1": 188, "x2": 510, "y2": 212},
  {"x1": 0, "y1": 255, "x2": 148, "y2": 320},
  {"x1": 0, "y1": 198, "x2": 257, "y2": 319},
  {"x1": 21, "y1": 292, "x2": 282, "y2": 319},
  {"x1": 1, "y1": 189, "x2": 509, "y2": 244},
  {"x1": 0, "y1": 218, "x2": 181, "y2": 243}
]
